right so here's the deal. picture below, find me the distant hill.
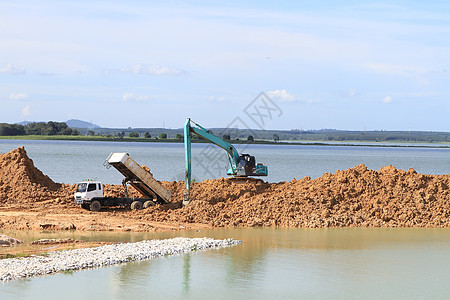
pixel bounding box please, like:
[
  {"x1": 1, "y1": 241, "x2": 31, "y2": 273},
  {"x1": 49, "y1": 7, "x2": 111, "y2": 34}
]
[
  {"x1": 16, "y1": 119, "x2": 99, "y2": 129},
  {"x1": 16, "y1": 121, "x2": 32, "y2": 126},
  {"x1": 66, "y1": 119, "x2": 100, "y2": 129}
]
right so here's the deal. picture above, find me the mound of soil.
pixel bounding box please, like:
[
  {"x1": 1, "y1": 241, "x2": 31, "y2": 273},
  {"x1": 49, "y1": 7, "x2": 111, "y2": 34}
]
[
  {"x1": 144, "y1": 164, "x2": 450, "y2": 228},
  {"x1": 0, "y1": 147, "x2": 65, "y2": 205}
]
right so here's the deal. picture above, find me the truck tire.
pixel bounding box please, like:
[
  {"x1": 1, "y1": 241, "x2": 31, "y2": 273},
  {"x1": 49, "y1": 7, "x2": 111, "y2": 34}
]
[
  {"x1": 131, "y1": 201, "x2": 143, "y2": 210},
  {"x1": 90, "y1": 200, "x2": 101, "y2": 212},
  {"x1": 143, "y1": 200, "x2": 156, "y2": 208}
]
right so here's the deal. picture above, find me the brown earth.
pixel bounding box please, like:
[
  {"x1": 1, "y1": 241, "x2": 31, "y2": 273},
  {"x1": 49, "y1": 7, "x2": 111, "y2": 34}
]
[
  {"x1": 0, "y1": 239, "x2": 113, "y2": 259},
  {"x1": 0, "y1": 146, "x2": 448, "y2": 232}
]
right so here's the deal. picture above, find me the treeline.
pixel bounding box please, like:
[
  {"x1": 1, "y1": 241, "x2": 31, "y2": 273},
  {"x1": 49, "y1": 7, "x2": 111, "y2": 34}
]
[
  {"x1": 283, "y1": 131, "x2": 450, "y2": 143},
  {"x1": 0, "y1": 122, "x2": 79, "y2": 136},
  {"x1": 1, "y1": 121, "x2": 449, "y2": 143}
]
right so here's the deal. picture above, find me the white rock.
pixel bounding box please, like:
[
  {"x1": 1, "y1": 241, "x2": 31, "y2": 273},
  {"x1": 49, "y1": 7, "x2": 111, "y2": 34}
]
[{"x1": 0, "y1": 237, "x2": 241, "y2": 281}]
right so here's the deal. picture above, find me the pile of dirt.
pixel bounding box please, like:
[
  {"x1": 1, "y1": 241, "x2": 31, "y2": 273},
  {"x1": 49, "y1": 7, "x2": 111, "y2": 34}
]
[
  {"x1": 143, "y1": 164, "x2": 450, "y2": 228},
  {"x1": 0, "y1": 147, "x2": 68, "y2": 205}
]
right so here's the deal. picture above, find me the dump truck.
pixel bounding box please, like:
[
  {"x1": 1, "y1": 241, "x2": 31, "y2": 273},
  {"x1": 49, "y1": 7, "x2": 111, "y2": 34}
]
[{"x1": 74, "y1": 152, "x2": 171, "y2": 211}]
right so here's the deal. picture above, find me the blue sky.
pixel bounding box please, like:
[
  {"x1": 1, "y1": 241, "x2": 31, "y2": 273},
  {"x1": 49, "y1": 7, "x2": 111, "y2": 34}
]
[{"x1": 1, "y1": 0, "x2": 449, "y2": 131}]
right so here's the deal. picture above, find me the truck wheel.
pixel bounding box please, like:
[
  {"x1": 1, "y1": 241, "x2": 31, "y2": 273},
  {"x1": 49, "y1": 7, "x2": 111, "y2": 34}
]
[
  {"x1": 143, "y1": 200, "x2": 156, "y2": 208},
  {"x1": 131, "y1": 201, "x2": 143, "y2": 210},
  {"x1": 90, "y1": 200, "x2": 101, "y2": 212}
]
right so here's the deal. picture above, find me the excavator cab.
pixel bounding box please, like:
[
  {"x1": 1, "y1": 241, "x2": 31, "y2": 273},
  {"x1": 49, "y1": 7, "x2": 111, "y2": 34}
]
[
  {"x1": 237, "y1": 154, "x2": 256, "y2": 176},
  {"x1": 235, "y1": 154, "x2": 268, "y2": 176}
]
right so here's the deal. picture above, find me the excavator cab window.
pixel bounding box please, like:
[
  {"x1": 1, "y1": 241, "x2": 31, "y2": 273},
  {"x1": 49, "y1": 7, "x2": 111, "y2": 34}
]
[
  {"x1": 238, "y1": 157, "x2": 246, "y2": 168},
  {"x1": 248, "y1": 156, "x2": 256, "y2": 168},
  {"x1": 246, "y1": 155, "x2": 256, "y2": 173},
  {"x1": 239, "y1": 154, "x2": 256, "y2": 174}
]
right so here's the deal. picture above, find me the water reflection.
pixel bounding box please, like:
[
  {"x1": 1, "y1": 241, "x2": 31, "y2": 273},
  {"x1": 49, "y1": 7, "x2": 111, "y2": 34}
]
[
  {"x1": 1, "y1": 228, "x2": 449, "y2": 299},
  {"x1": 183, "y1": 253, "x2": 191, "y2": 292}
]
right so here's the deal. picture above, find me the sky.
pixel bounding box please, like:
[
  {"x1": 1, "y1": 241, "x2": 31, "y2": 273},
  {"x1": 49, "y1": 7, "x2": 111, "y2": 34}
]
[{"x1": 1, "y1": 0, "x2": 449, "y2": 131}]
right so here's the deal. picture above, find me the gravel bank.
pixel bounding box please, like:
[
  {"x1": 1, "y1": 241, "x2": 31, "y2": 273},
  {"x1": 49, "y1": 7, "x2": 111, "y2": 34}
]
[{"x1": 0, "y1": 237, "x2": 241, "y2": 282}]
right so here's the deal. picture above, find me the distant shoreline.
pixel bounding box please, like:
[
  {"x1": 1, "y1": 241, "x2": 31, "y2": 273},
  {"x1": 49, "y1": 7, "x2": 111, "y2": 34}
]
[{"x1": 1, "y1": 135, "x2": 449, "y2": 148}]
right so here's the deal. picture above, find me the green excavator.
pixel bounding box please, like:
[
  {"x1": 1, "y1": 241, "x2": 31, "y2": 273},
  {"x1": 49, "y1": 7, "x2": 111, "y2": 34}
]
[{"x1": 183, "y1": 118, "x2": 268, "y2": 205}]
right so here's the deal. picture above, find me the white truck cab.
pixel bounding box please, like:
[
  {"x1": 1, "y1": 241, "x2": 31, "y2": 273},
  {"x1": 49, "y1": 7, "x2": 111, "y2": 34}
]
[{"x1": 74, "y1": 181, "x2": 103, "y2": 204}]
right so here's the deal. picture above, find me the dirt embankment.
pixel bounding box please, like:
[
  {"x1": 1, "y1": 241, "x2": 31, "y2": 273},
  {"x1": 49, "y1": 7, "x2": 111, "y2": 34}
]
[{"x1": 0, "y1": 147, "x2": 448, "y2": 231}]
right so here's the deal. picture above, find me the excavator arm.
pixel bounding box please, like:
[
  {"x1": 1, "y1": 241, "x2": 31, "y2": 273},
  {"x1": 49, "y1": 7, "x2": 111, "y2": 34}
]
[{"x1": 183, "y1": 118, "x2": 268, "y2": 205}]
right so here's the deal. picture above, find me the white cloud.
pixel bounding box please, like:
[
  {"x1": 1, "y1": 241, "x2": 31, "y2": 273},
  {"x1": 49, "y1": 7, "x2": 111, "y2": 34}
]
[
  {"x1": 9, "y1": 93, "x2": 28, "y2": 101},
  {"x1": 122, "y1": 93, "x2": 150, "y2": 102},
  {"x1": 0, "y1": 64, "x2": 25, "y2": 74},
  {"x1": 383, "y1": 96, "x2": 392, "y2": 103},
  {"x1": 22, "y1": 105, "x2": 31, "y2": 117},
  {"x1": 208, "y1": 95, "x2": 226, "y2": 102},
  {"x1": 267, "y1": 89, "x2": 296, "y2": 102},
  {"x1": 266, "y1": 89, "x2": 319, "y2": 104},
  {"x1": 120, "y1": 64, "x2": 183, "y2": 75}
]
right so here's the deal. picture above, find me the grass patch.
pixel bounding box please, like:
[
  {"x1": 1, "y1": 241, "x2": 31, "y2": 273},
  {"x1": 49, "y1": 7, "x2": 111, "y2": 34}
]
[
  {"x1": 0, "y1": 252, "x2": 30, "y2": 259},
  {"x1": 0, "y1": 252, "x2": 50, "y2": 260},
  {"x1": 0, "y1": 134, "x2": 448, "y2": 148},
  {"x1": 62, "y1": 269, "x2": 74, "y2": 275}
]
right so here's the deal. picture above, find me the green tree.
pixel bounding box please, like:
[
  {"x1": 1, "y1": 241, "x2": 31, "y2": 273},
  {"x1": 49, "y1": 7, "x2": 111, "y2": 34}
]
[
  {"x1": 247, "y1": 135, "x2": 254, "y2": 141},
  {"x1": 273, "y1": 134, "x2": 280, "y2": 142},
  {"x1": 47, "y1": 121, "x2": 69, "y2": 135},
  {"x1": 0, "y1": 124, "x2": 26, "y2": 136},
  {"x1": 129, "y1": 132, "x2": 139, "y2": 138},
  {"x1": 159, "y1": 133, "x2": 167, "y2": 139},
  {"x1": 63, "y1": 127, "x2": 73, "y2": 135},
  {"x1": 176, "y1": 133, "x2": 183, "y2": 140},
  {"x1": 144, "y1": 132, "x2": 151, "y2": 138},
  {"x1": 46, "y1": 121, "x2": 58, "y2": 135},
  {"x1": 117, "y1": 131, "x2": 125, "y2": 139},
  {"x1": 87, "y1": 130, "x2": 95, "y2": 136},
  {"x1": 72, "y1": 129, "x2": 80, "y2": 136},
  {"x1": 223, "y1": 134, "x2": 231, "y2": 140},
  {"x1": 25, "y1": 122, "x2": 48, "y2": 135},
  {"x1": 41, "y1": 126, "x2": 55, "y2": 135},
  {"x1": 23, "y1": 121, "x2": 71, "y2": 136}
]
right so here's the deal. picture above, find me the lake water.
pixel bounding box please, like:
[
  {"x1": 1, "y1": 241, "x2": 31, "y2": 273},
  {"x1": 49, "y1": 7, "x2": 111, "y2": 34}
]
[
  {"x1": 1, "y1": 228, "x2": 449, "y2": 299},
  {"x1": 0, "y1": 140, "x2": 449, "y2": 299},
  {"x1": 0, "y1": 140, "x2": 449, "y2": 184}
]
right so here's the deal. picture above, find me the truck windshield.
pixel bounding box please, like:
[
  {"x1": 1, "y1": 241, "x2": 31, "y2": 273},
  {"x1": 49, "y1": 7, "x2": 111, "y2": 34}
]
[{"x1": 76, "y1": 183, "x2": 87, "y2": 192}]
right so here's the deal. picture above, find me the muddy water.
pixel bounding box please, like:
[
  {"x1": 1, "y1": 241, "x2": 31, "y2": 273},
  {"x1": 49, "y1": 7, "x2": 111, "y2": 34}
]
[
  {"x1": 0, "y1": 140, "x2": 449, "y2": 184},
  {"x1": 1, "y1": 228, "x2": 449, "y2": 299}
]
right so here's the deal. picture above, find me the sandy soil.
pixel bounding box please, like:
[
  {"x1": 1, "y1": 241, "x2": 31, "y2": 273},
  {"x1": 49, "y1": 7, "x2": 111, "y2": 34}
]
[{"x1": 0, "y1": 147, "x2": 449, "y2": 233}]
